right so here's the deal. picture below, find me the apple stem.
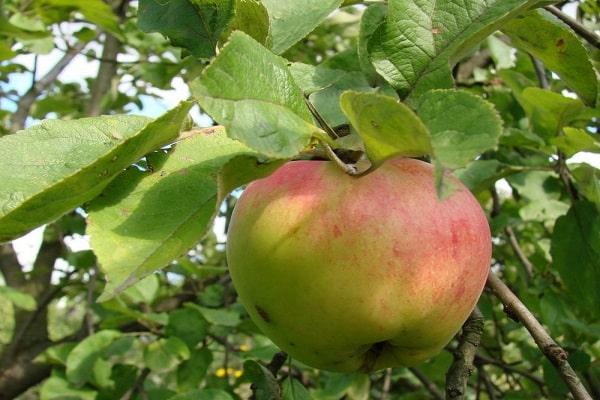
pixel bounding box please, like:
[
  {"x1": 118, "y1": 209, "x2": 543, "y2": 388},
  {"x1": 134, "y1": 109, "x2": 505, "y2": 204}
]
[{"x1": 321, "y1": 140, "x2": 360, "y2": 176}]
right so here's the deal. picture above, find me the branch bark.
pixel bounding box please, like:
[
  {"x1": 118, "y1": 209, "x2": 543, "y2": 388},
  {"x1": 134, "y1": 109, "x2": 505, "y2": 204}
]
[
  {"x1": 486, "y1": 272, "x2": 593, "y2": 400},
  {"x1": 445, "y1": 307, "x2": 484, "y2": 400}
]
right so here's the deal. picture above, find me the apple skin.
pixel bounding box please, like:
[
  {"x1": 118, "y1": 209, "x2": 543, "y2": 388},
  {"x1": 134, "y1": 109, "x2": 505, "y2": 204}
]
[{"x1": 226, "y1": 157, "x2": 491, "y2": 373}]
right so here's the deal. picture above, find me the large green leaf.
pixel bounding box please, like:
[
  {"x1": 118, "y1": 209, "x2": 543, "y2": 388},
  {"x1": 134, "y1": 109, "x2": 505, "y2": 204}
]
[
  {"x1": 503, "y1": 9, "x2": 598, "y2": 106},
  {"x1": 367, "y1": 0, "x2": 540, "y2": 105},
  {"x1": 88, "y1": 127, "x2": 272, "y2": 301},
  {"x1": 66, "y1": 330, "x2": 121, "y2": 386},
  {"x1": 192, "y1": 31, "x2": 317, "y2": 158},
  {"x1": 417, "y1": 89, "x2": 502, "y2": 169},
  {"x1": 137, "y1": 0, "x2": 235, "y2": 59},
  {"x1": 0, "y1": 102, "x2": 192, "y2": 243},
  {"x1": 339, "y1": 91, "x2": 432, "y2": 167},
  {"x1": 551, "y1": 201, "x2": 600, "y2": 321},
  {"x1": 261, "y1": 0, "x2": 343, "y2": 54}
]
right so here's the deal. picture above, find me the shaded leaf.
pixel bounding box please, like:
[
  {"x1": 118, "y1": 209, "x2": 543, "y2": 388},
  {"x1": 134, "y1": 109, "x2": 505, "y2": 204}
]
[
  {"x1": 40, "y1": 376, "x2": 97, "y2": 400},
  {"x1": 88, "y1": 127, "x2": 257, "y2": 301},
  {"x1": 261, "y1": 0, "x2": 343, "y2": 54},
  {"x1": 177, "y1": 348, "x2": 214, "y2": 391},
  {"x1": 551, "y1": 201, "x2": 600, "y2": 321},
  {"x1": 281, "y1": 376, "x2": 312, "y2": 400},
  {"x1": 66, "y1": 330, "x2": 121, "y2": 386},
  {"x1": 551, "y1": 127, "x2": 600, "y2": 157},
  {"x1": 0, "y1": 286, "x2": 37, "y2": 311},
  {"x1": 222, "y1": 0, "x2": 271, "y2": 47},
  {"x1": 367, "y1": 0, "x2": 539, "y2": 105},
  {"x1": 169, "y1": 389, "x2": 234, "y2": 400},
  {"x1": 339, "y1": 91, "x2": 432, "y2": 167},
  {"x1": 243, "y1": 360, "x2": 280, "y2": 400},
  {"x1": 138, "y1": 0, "x2": 235, "y2": 59},
  {"x1": 192, "y1": 31, "x2": 317, "y2": 158},
  {"x1": 144, "y1": 337, "x2": 191, "y2": 372},
  {"x1": 503, "y1": 9, "x2": 598, "y2": 106},
  {"x1": 0, "y1": 102, "x2": 192, "y2": 242}
]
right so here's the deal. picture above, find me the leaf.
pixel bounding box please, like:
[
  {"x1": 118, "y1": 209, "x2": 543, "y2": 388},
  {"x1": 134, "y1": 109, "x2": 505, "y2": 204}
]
[
  {"x1": 367, "y1": 0, "x2": 540, "y2": 105},
  {"x1": 417, "y1": 89, "x2": 502, "y2": 169},
  {"x1": 551, "y1": 201, "x2": 600, "y2": 321},
  {"x1": 339, "y1": 91, "x2": 432, "y2": 167},
  {"x1": 0, "y1": 286, "x2": 37, "y2": 311},
  {"x1": 357, "y1": 4, "x2": 387, "y2": 82},
  {"x1": 243, "y1": 360, "x2": 281, "y2": 400},
  {"x1": 508, "y1": 87, "x2": 600, "y2": 140},
  {"x1": 221, "y1": 0, "x2": 271, "y2": 47},
  {"x1": 290, "y1": 63, "x2": 381, "y2": 128},
  {"x1": 192, "y1": 31, "x2": 317, "y2": 158},
  {"x1": 0, "y1": 102, "x2": 192, "y2": 243},
  {"x1": 137, "y1": 0, "x2": 235, "y2": 59},
  {"x1": 261, "y1": 0, "x2": 343, "y2": 54},
  {"x1": 551, "y1": 127, "x2": 600, "y2": 157},
  {"x1": 188, "y1": 304, "x2": 241, "y2": 327},
  {"x1": 281, "y1": 377, "x2": 312, "y2": 400},
  {"x1": 66, "y1": 330, "x2": 121, "y2": 386},
  {"x1": 502, "y1": 9, "x2": 598, "y2": 106},
  {"x1": 143, "y1": 337, "x2": 191, "y2": 372},
  {"x1": 166, "y1": 308, "x2": 209, "y2": 349},
  {"x1": 177, "y1": 348, "x2": 213, "y2": 391},
  {"x1": 168, "y1": 389, "x2": 234, "y2": 400},
  {"x1": 45, "y1": 0, "x2": 123, "y2": 39},
  {"x1": 570, "y1": 163, "x2": 600, "y2": 209},
  {"x1": 40, "y1": 376, "x2": 97, "y2": 400},
  {"x1": 88, "y1": 126, "x2": 258, "y2": 301}
]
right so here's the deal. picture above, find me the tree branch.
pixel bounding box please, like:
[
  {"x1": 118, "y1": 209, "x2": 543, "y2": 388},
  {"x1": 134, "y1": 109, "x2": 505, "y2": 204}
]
[
  {"x1": 544, "y1": 6, "x2": 600, "y2": 49},
  {"x1": 505, "y1": 226, "x2": 534, "y2": 280},
  {"x1": 445, "y1": 307, "x2": 484, "y2": 400},
  {"x1": 9, "y1": 40, "x2": 89, "y2": 133},
  {"x1": 486, "y1": 272, "x2": 593, "y2": 400}
]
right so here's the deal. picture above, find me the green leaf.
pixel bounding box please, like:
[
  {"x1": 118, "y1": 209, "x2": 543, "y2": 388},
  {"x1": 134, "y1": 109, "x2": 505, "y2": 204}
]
[
  {"x1": 138, "y1": 0, "x2": 235, "y2": 59},
  {"x1": 367, "y1": 0, "x2": 540, "y2": 105},
  {"x1": 512, "y1": 87, "x2": 600, "y2": 139},
  {"x1": 192, "y1": 31, "x2": 317, "y2": 158},
  {"x1": 168, "y1": 389, "x2": 234, "y2": 400},
  {"x1": 551, "y1": 127, "x2": 600, "y2": 157},
  {"x1": 290, "y1": 63, "x2": 382, "y2": 128},
  {"x1": 166, "y1": 308, "x2": 209, "y2": 349},
  {"x1": 0, "y1": 286, "x2": 37, "y2": 311},
  {"x1": 454, "y1": 159, "x2": 503, "y2": 194},
  {"x1": 40, "y1": 376, "x2": 97, "y2": 400},
  {"x1": 502, "y1": 9, "x2": 598, "y2": 106},
  {"x1": 417, "y1": 90, "x2": 502, "y2": 169},
  {"x1": 243, "y1": 360, "x2": 281, "y2": 400},
  {"x1": 570, "y1": 163, "x2": 600, "y2": 209},
  {"x1": 357, "y1": 4, "x2": 387, "y2": 82},
  {"x1": 261, "y1": 0, "x2": 343, "y2": 54},
  {"x1": 0, "y1": 102, "x2": 192, "y2": 243},
  {"x1": 281, "y1": 376, "x2": 312, "y2": 400},
  {"x1": 177, "y1": 348, "x2": 214, "y2": 391},
  {"x1": 66, "y1": 330, "x2": 121, "y2": 386},
  {"x1": 144, "y1": 337, "x2": 191, "y2": 372},
  {"x1": 189, "y1": 304, "x2": 241, "y2": 327},
  {"x1": 551, "y1": 201, "x2": 600, "y2": 321},
  {"x1": 46, "y1": 0, "x2": 123, "y2": 39},
  {"x1": 88, "y1": 126, "x2": 257, "y2": 301},
  {"x1": 222, "y1": 0, "x2": 271, "y2": 47},
  {"x1": 339, "y1": 91, "x2": 432, "y2": 167}
]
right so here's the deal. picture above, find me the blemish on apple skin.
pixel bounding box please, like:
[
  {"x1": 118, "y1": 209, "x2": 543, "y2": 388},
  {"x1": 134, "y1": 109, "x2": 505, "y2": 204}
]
[
  {"x1": 255, "y1": 305, "x2": 270, "y2": 323},
  {"x1": 333, "y1": 224, "x2": 342, "y2": 238}
]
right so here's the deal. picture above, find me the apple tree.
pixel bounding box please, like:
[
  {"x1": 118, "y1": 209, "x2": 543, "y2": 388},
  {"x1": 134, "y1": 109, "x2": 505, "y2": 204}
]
[{"x1": 0, "y1": 0, "x2": 599, "y2": 399}]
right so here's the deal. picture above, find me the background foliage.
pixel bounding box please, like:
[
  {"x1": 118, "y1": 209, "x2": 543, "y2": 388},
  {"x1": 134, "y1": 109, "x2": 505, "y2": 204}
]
[{"x1": 0, "y1": 0, "x2": 599, "y2": 399}]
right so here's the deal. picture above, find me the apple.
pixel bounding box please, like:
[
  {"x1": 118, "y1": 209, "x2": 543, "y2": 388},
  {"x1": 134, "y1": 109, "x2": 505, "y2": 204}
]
[{"x1": 226, "y1": 157, "x2": 491, "y2": 373}]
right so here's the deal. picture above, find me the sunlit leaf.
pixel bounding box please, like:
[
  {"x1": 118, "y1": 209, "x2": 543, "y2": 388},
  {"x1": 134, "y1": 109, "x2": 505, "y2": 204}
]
[
  {"x1": 261, "y1": 0, "x2": 343, "y2": 54},
  {"x1": 88, "y1": 127, "x2": 261, "y2": 301},
  {"x1": 339, "y1": 91, "x2": 432, "y2": 167},
  {"x1": 192, "y1": 31, "x2": 317, "y2": 158},
  {"x1": 367, "y1": 0, "x2": 539, "y2": 105},
  {"x1": 0, "y1": 102, "x2": 192, "y2": 242}
]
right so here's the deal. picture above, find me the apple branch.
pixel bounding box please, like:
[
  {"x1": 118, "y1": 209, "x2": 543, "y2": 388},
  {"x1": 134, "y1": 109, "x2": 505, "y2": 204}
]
[
  {"x1": 445, "y1": 307, "x2": 484, "y2": 400},
  {"x1": 409, "y1": 367, "x2": 444, "y2": 400},
  {"x1": 486, "y1": 273, "x2": 593, "y2": 400}
]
